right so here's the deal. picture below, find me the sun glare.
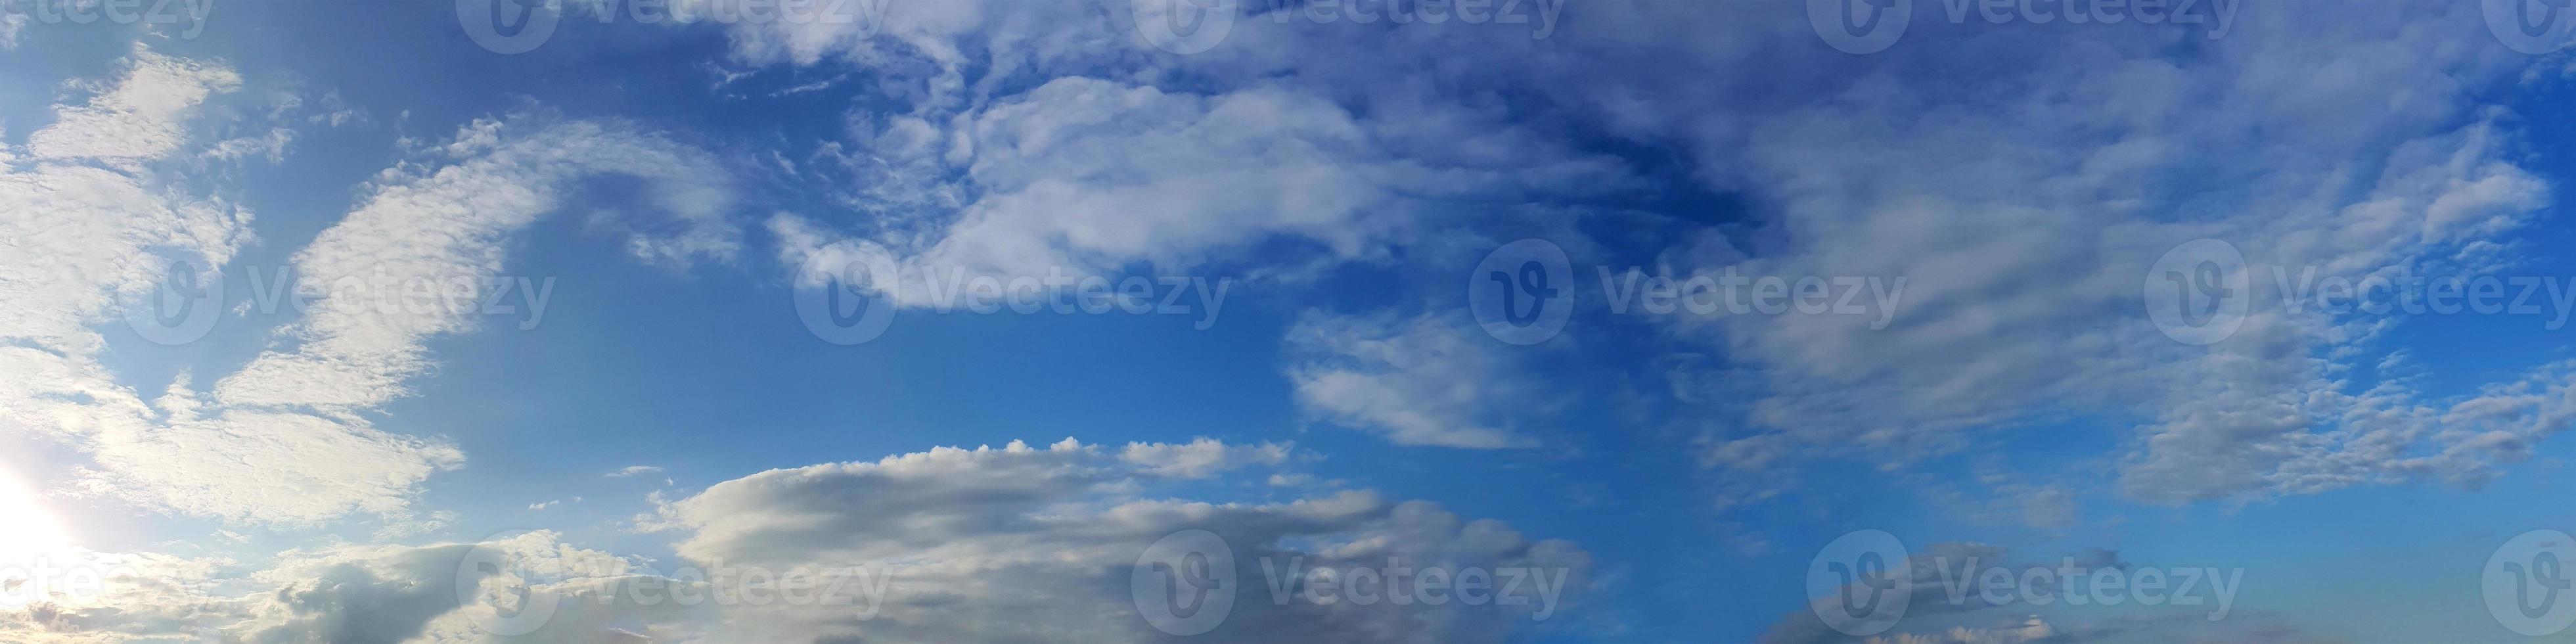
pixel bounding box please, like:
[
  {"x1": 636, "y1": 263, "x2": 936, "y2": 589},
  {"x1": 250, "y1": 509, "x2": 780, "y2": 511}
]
[{"x1": 0, "y1": 466, "x2": 76, "y2": 563}]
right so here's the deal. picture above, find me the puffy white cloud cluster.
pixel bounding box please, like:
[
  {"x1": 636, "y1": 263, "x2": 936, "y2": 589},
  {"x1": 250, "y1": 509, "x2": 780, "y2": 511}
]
[
  {"x1": 645, "y1": 437, "x2": 1589, "y2": 642},
  {"x1": 0, "y1": 439, "x2": 1589, "y2": 643}
]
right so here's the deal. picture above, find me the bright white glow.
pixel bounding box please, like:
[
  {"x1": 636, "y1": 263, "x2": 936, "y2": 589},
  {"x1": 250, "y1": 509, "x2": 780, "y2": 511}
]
[{"x1": 0, "y1": 465, "x2": 76, "y2": 562}]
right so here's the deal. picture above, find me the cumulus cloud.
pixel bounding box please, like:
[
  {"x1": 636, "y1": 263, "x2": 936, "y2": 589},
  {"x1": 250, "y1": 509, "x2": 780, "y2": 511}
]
[
  {"x1": 1, "y1": 439, "x2": 1590, "y2": 643},
  {"x1": 1118, "y1": 437, "x2": 1293, "y2": 478},
  {"x1": 644, "y1": 437, "x2": 1591, "y2": 642}
]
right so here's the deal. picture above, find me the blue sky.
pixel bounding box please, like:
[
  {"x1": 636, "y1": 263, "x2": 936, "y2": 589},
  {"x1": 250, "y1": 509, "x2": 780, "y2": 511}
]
[{"x1": 7, "y1": 0, "x2": 2576, "y2": 642}]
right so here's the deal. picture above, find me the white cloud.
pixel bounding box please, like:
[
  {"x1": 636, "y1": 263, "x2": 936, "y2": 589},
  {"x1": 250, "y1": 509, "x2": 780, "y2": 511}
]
[
  {"x1": 214, "y1": 117, "x2": 737, "y2": 412},
  {"x1": 0, "y1": 439, "x2": 1589, "y2": 643},
  {"x1": 0, "y1": 50, "x2": 742, "y2": 528},
  {"x1": 26, "y1": 45, "x2": 240, "y2": 167},
  {"x1": 771, "y1": 76, "x2": 1627, "y2": 309},
  {"x1": 1286, "y1": 311, "x2": 1550, "y2": 449},
  {"x1": 1118, "y1": 437, "x2": 1292, "y2": 478},
  {"x1": 723, "y1": 0, "x2": 2576, "y2": 512},
  {"x1": 1552, "y1": 2, "x2": 2576, "y2": 508},
  {"x1": 646, "y1": 437, "x2": 1592, "y2": 642},
  {"x1": 0, "y1": 48, "x2": 463, "y2": 528}
]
